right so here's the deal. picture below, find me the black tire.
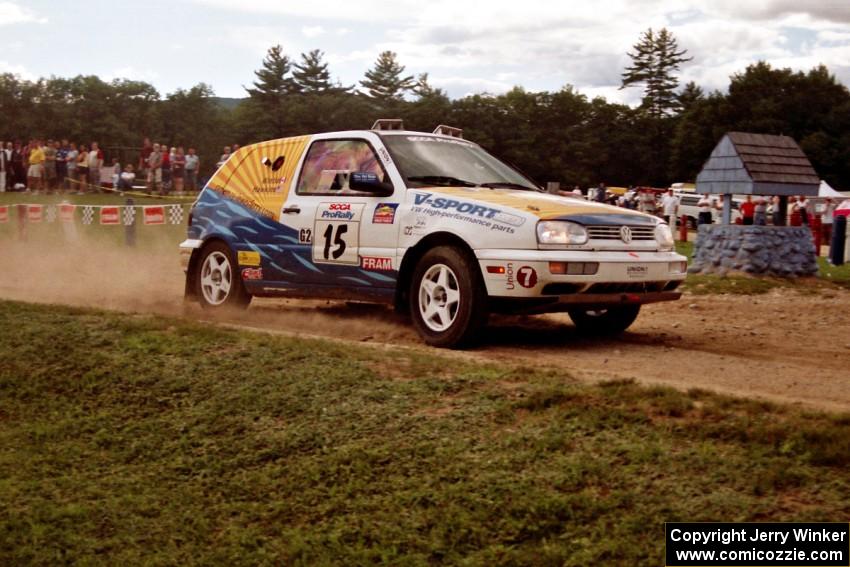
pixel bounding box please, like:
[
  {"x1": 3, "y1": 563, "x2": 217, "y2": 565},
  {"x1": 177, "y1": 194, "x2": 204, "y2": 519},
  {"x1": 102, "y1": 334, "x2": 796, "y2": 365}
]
[
  {"x1": 409, "y1": 246, "x2": 488, "y2": 348},
  {"x1": 568, "y1": 305, "x2": 640, "y2": 336},
  {"x1": 195, "y1": 241, "x2": 251, "y2": 310}
]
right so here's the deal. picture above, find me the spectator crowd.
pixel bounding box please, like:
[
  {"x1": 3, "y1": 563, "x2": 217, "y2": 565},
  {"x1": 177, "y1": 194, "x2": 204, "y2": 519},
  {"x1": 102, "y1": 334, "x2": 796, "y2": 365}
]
[{"x1": 0, "y1": 138, "x2": 236, "y2": 196}]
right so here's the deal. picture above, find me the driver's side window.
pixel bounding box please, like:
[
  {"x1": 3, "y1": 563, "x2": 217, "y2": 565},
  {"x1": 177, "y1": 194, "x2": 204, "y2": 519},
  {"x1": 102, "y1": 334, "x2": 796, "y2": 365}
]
[{"x1": 296, "y1": 139, "x2": 388, "y2": 195}]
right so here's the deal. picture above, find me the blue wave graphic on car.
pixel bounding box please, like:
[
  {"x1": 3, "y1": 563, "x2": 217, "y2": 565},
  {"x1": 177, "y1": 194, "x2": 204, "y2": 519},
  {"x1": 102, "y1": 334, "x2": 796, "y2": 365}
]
[{"x1": 188, "y1": 188, "x2": 398, "y2": 289}]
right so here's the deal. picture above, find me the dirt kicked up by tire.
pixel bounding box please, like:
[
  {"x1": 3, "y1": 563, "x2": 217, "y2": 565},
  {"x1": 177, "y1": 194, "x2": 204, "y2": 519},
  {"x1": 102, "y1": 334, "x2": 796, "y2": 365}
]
[{"x1": 409, "y1": 246, "x2": 489, "y2": 348}]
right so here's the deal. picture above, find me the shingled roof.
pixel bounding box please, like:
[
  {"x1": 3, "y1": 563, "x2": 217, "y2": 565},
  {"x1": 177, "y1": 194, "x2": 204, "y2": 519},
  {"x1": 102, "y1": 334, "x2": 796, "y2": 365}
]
[{"x1": 696, "y1": 132, "x2": 820, "y2": 196}]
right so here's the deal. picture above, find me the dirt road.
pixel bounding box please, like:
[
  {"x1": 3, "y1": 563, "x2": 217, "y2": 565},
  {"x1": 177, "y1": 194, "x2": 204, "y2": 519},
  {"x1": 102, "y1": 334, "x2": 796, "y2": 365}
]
[{"x1": 2, "y1": 239, "x2": 848, "y2": 411}]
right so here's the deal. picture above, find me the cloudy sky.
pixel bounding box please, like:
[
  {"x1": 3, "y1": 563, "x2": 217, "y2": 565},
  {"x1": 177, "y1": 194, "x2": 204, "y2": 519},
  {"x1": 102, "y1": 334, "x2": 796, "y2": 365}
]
[{"x1": 1, "y1": 0, "x2": 849, "y2": 104}]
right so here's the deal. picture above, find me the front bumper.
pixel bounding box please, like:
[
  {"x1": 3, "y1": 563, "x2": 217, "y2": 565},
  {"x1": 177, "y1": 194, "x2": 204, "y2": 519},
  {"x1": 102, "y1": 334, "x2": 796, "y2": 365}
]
[
  {"x1": 179, "y1": 239, "x2": 203, "y2": 272},
  {"x1": 476, "y1": 248, "x2": 687, "y2": 300}
]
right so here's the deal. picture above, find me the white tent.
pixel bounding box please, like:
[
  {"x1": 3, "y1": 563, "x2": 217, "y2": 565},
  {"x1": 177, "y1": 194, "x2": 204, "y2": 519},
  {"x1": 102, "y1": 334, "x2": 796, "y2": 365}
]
[{"x1": 819, "y1": 179, "x2": 845, "y2": 197}]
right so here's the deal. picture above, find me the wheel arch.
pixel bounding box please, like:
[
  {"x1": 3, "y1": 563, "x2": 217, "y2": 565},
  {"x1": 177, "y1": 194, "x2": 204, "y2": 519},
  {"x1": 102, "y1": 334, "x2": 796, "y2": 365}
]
[
  {"x1": 184, "y1": 235, "x2": 232, "y2": 299},
  {"x1": 394, "y1": 231, "x2": 481, "y2": 311}
]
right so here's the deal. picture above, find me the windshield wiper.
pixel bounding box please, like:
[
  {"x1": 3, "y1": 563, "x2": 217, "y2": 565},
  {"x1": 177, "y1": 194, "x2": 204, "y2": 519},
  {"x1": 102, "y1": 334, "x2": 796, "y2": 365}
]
[
  {"x1": 407, "y1": 175, "x2": 478, "y2": 187},
  {"x1": 480, "y1": 181, "x2": 540, "y2": 192}
]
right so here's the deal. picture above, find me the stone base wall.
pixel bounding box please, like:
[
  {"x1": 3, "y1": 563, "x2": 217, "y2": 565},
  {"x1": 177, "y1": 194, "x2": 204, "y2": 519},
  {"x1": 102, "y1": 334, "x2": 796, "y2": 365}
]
[{"x1": 689, "y1": 225, "x2": 818, "y2": 277}]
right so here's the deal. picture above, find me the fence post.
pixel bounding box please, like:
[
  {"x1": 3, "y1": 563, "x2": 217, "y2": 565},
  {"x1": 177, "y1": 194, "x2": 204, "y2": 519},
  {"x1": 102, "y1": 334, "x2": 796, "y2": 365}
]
[
  {"x1": 679, "y1": 214, "x2": 688, "y2": 242},
  {"x1": 125, "y1": 198, "x2": 136, "y2": 248},
  {"x1": 829, "y1": 215, "x2": 846, "y2": 265},
  {"x1": 16, "y1": 204, "x2": 26, "y2": 241}
]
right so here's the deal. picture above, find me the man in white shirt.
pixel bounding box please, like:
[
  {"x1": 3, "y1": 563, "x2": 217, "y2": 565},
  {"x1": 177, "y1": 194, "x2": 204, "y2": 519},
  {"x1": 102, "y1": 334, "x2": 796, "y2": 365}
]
[{"x1": 661, "y1": 189, "x2": 680, "y2": 228}]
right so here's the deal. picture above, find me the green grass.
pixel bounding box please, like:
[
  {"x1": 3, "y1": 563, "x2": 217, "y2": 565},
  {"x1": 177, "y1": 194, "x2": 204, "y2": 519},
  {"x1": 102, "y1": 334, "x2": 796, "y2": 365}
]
[{"x1": 2, "y1": 301, "x2": 849, "y2": 565}]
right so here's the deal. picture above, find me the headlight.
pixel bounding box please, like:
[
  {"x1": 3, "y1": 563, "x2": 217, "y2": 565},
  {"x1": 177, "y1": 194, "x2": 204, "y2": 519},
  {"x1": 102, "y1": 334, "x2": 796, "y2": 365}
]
[
  {"x1": 537, "y1": 221, "x2": 588, "y2": 245},
  {"x1": 655, "y1": 223, "x2": 674, "y2": 251}
]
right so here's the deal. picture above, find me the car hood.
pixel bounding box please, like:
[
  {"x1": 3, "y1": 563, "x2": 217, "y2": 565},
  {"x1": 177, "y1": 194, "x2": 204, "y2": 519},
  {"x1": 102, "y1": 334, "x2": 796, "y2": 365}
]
[{"x1": 409, "y1": 186, "x2": 660, "y2": 226}]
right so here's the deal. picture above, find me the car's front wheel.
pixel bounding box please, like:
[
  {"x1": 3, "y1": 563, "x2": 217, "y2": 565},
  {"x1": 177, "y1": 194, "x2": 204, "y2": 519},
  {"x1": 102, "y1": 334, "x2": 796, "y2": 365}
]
[
  {"x1": 568, "y1": 305, "x2": 640, "y2": 336},
  {"x1": 195, "y1": 242, "x2": 251, "y2": 310},
  {"x1": 409, "y1": 246, "x2": 488, "y2": 348}
]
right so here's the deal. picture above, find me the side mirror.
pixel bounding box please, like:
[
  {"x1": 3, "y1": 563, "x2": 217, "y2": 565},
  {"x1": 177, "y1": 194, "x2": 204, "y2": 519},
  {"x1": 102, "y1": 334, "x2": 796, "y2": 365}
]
[{"x1": 349, "y1": 171, "x2": 393, "y2": 196}]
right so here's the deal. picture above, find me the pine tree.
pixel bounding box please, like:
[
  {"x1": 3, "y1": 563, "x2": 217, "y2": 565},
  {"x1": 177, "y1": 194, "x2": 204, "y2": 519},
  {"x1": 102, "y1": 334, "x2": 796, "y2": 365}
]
[
  {"x1": 678, "y1": 81, "x2": 704, "y2": 113},
  {"x1": 293, "y1": 50, "x2": 333, "y2": 93},
  {"x1": 360, "y1": 51, "x2": 415, "y2": 102},
  {"x1": 412, "y1": 73, "x2": 446, "y2": 99},
  {"x1": 621, "y1": 28, "x2": 692, "y2": 118},
  {"x1": 244, "y1": 45, "x2": 297, "y2": 138}
]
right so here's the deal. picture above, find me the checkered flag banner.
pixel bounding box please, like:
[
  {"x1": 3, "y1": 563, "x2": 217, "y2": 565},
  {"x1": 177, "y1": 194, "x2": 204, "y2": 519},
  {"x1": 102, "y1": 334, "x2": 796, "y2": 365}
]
[
  {"x1": 123, "y1": 206, "x2": 137, "y2": 226},
  {"x1": 45, "y1": 205, "x2": 57, "y2": 223},
  {"x1": 81, "y1": 206, "x2": 95, "y2": 225},
  {"x1": 168, "y1": 205, "x2": 184, "y2": 225}
]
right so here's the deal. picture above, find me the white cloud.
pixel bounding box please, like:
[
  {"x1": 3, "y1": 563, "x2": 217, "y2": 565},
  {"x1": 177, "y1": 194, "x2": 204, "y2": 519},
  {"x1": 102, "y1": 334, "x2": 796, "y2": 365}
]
[
  {"x1": 192, "y1": 0, "x2": 850, "y2": 102},
  {"x1": 105, "y1": 66, "x2": 160, "y2": 83},
  {"x1": 302, "y1": 25, "x2": 325, "y2": 38},
  {"x1": 0, "y1": 59, "x2": 34, "y2": 79},
  {"x1": 0, "y1": 1, "x2": 45, "y2": 25}
]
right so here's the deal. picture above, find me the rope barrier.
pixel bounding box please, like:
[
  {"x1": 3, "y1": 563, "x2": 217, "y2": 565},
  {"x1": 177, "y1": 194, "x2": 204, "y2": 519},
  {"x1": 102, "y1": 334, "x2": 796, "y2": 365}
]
[{"x1": 64, "y1": 177, "x2": 195, "y2": 201}]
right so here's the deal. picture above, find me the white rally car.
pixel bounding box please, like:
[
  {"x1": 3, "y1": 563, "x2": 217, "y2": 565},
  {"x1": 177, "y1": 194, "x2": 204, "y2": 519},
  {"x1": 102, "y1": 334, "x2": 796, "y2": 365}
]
[{"x1": 180, "y1": 121, "x2": 686, "y2": 347}]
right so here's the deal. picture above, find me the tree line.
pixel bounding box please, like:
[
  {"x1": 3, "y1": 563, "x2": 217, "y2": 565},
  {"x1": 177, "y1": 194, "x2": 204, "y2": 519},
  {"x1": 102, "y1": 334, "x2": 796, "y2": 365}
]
[{"x1": 2, "y1": 29, "x2": 849, "y2": 188}]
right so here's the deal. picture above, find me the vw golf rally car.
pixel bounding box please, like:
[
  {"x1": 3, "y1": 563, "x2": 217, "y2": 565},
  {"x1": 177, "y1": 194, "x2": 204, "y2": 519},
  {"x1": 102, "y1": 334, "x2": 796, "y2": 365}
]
[{"x1": 180, "y1": 120, "x2": 687, "y2": 347}]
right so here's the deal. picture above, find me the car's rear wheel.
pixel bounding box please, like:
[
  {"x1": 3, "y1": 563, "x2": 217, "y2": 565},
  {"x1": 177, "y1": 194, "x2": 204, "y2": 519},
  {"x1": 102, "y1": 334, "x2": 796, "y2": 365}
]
[
  {"x1": 568, "y1": 305, "x2": 640, "y2": 336},
  {"x1": 195, "y1": 242, "x2": 251, "y2": 310},
  {"x1": 409, "y1": 246, "x2": 488, "y2": 348}
]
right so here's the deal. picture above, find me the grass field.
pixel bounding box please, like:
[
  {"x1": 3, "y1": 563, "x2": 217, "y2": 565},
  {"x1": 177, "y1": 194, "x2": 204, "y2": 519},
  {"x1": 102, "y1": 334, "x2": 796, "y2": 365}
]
[{"x1": 1, "y1": 301, "x2": 849, "y2": 565}]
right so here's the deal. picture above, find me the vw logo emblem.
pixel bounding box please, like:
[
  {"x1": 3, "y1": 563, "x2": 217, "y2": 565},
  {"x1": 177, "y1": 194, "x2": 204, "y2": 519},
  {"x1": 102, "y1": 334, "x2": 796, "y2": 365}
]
[{"x1": 620, "y1": 226, "x2": 632, "y2": 243}]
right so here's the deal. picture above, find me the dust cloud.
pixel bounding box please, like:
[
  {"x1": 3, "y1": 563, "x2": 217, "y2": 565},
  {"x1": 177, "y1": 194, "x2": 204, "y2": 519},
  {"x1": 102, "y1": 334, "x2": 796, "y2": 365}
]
[{"x1": 0, "y1": 230, "x2": 416, "y2": 342}]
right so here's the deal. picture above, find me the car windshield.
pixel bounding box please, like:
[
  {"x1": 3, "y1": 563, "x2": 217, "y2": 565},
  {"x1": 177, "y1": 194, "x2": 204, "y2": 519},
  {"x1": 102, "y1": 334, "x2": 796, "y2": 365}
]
[{"x1": 382, "y1": 135, "x2": 539, "y2": 191}]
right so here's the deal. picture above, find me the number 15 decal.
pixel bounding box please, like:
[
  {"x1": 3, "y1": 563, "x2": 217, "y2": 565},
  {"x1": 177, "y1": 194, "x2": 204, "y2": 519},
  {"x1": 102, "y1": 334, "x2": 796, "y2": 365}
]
[
  {"x1": 313, "y1": 202, "x2": 364, "y2": 265},
  {"x1": 323, "y1": 224, "x2": 347, "y2": 260}
]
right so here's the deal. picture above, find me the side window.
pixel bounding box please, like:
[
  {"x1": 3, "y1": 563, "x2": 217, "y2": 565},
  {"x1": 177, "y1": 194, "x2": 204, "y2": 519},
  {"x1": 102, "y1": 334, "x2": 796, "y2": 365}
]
[{"x1": 296, "y1": 139, "x2": 389, "y2": 195}]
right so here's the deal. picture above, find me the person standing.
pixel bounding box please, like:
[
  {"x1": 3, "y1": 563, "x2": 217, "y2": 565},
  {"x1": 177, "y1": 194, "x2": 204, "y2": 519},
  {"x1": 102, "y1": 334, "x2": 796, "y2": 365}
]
[
  {"x1": 56, "y1": 140, "x2": 68, "y2": 193},
  {"x1": 754, "y1": 197, "x2": 767, "y2": 225},
  {"x1": 216, "y1": 146, "x2": 231, "y2": 169},
  {"x1": 594, "y1": 182, "x2": 607, "y2": 203},
  {"x1": 147, "y1": 143, "x2": 162, "y2": 194},
  {"x1": 740, "y1": 195, "x2": 756, "y2": 225},
  {"x1": 65, "y1": 142, "x2": 78, "y2": 192},
  {"x1": 796, "y1": 195, "x2": 810, "y2": 225},
  {"x1": 10, "y1": 142, "x2": 24, "y2": 189},
  {"x1": 75, "y1": 145, "x2": 89, "y2": 194},
  {"x1": 661, "y1": 189, "x2": 679, "y2": 227},
  {"x1": 0, "y1": 140, "x2": 6, "y2": 192},
  {"x1": 161, "y1": 146, "x2": 171, "y2": 194},
  {"x1": 171, "y1": 146, "x2": 186, "y2": 194},
  {"x1": 697, "y1": 194, "x2": 713, "y2": 226},
  {"x1": 87, "y1": 142, "x2": 103, "y2": 192},
  {"x1": 27, "y1": 140, "x2": 46, "y2": 193},
  {"x1": 138, "y1": 137, "x2": 152, "y2": 180},
  {"x1": 185, "y1": 147, "x2": 199, "y2": 192},
  {"x1": 43, "y1": 139, "x2": 57, "y2": 192},
  {"x1": 822, "y1": 198, "x2": 836, "y2": 244}
]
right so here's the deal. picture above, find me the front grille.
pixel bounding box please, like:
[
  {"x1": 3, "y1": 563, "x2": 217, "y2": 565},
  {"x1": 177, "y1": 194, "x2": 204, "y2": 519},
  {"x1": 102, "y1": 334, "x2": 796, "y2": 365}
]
[
  {"x1": 587, "y1": 225, "x2": 655, "y2": 241},
  {"x1": 585, "y1": 282, "x2": 668, "y2": 293}
]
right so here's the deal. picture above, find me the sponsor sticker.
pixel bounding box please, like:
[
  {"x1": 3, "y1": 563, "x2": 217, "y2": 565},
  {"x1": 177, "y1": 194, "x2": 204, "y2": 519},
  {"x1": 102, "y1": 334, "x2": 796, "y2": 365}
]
[
  {"x1": 27, "y1": 204, "x2": 43, "y2": 223},
  {"x1": 238, "y1": 251, "x2": 261, "y2": 266},
  {"x1": 517, "y1": 266, "x2": 538, "y2": 289},
  {"x1": 412, "y1": 192, "x2": 526, "y2": 231},
  {"x1": 361, "y1": 256, "x2": 393, "y2": 271},
  {"x1": 143, "y1": 205, "x2": 165, "y2": 225},
  {"x1": 0, "y1": 206, "x2": 7, "y2": 223},
  {"x1": 100, "y1": 206, "x2": 120, "y2": 225},
  {"x1": 372, "y1": 203, "x2": 398, "y2": 224},
  {"x1": 59, "y1": 204, "x2": 75, "y2": 222},
  {"x1": 241, "y1": 267, "x2": 263, "y2": 280}
]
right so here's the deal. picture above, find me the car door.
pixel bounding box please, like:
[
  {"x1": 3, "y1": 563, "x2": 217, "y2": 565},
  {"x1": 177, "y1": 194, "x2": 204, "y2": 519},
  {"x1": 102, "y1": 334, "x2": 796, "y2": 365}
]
[{"x1": 277, "y1": 136, "x2": 401, "y2": 289}]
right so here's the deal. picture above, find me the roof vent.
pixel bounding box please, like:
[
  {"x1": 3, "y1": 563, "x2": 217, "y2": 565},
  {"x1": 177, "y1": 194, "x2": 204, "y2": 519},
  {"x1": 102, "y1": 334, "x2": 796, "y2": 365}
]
[
  {"x1": 371, "y1": 119, "x2": 404, "y2": 131},
  {"x1": 433, "y1": 125, "x2": 463, "y2": 138}
]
